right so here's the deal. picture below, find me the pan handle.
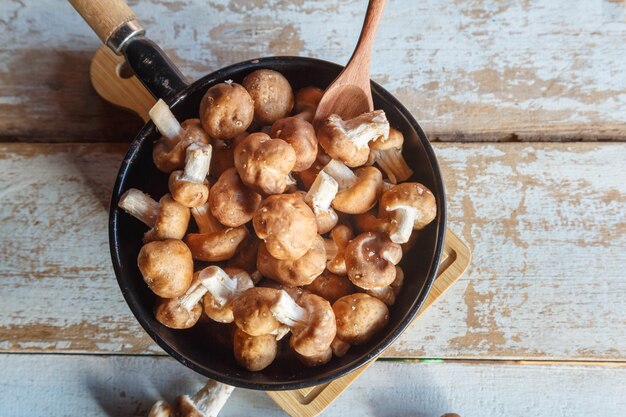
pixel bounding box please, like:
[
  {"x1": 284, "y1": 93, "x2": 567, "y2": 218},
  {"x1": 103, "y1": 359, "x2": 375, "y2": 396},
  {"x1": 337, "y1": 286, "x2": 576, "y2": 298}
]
[{"x1": 68, "y1": 0, "x2": 188, "y2": 101}]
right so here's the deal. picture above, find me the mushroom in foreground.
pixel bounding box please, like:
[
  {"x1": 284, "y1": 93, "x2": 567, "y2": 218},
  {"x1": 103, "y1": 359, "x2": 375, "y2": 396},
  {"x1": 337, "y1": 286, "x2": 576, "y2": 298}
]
[
  {"x1": 257, "y1": 235, "x2": 326, "y2": 287},
  {"x1": 270, "y1": 116, "x2": 317, "y2": 171},
  {"x1": 118, "y1": 189, "x2": 190, "y2": 242},
  {"x1": 380, "y1": 182, "x2": 437, "y2": 244},
  {"x1": 305, "y1": 270, "x2": 356, "y2": 304},
  {"x1": 137, "y1": 239, "x2": 193, "y2": 298},
  {"x1": 149, "y1": 99, "x2": 210, "y2": 173},
  {"x1": 242, "y1": 69, "x2": 294, "y2": 125},
  {"x1": 332, "y1": 293, "x2": 389, "y2": 356},
  {"x1": 304, "y1": 170, "x2": 339, "y2": 234},
  {"x1": 367, "y1": 127, "x2": 413, "y2": 184},
  {"x1": 234, "y1": 132, "x2": 297, "y2": 195},
  {"x1": 208, "y1": 167, "x2": 262, "y2": 227},
  {"x1": 168, "y1": 142, "x2": 212, "y2": 207},
  {"x1": 201, "y1": 266, "x2": 254, "y2": 324},
  {"x1": 323, "y1": 159, "x2": 383, "y2": 214},
  {"x1": 174, "y1": 380, "x2": 235, "y2": 417},
  {"x1": 344, "y1": 232, "x2": 403, "y2": 290},
  {"x1": 325, "y1": 224, "x2": 354, "y2": 276},
  {"x1": 233, "y1": 327, "x2": 278, "y2": 371},
  {"x1": 200, "y1": 82, "x2": 254, "y2": 140},
  {"x1": 270, "y1": 290, "x2": 337, "y2": 358},
  {"x1": 366, "y1": 266, "x2": 405, "y2": 306},
  {"x1": 317, "y1": 110, "x2": 390, "y2": 167},
  {"x1": 293, "y1": 86, "x2": 323, "y2": 122},
  {"x1": 154, "y1": 271, "x2": 216, "y2": 329},
  {"x1": 184, "y1": 203, "x2": 248, "y2": 262},
  {"x1": 253, "y1": 194, "x2": 317, "y2": 261},
  {"x1": 231, "y1": 287, "x2": 281, "y2": 336}
]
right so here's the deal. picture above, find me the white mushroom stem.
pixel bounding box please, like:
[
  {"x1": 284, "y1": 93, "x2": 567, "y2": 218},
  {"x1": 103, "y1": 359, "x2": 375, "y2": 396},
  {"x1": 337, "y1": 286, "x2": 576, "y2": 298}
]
[
  {"x1": 323, "y1": 159, "x2": 358, "y2": 191},
  {"x1": 185, "y1": 380, "x2": 235, "y2": 417},
  {"x1": 270, "y1": 325, "x2": 291, "y2": 341},
  {"x1": 149, "y1": 99, "x2": 184, "y2": 143},
  {"x1": 181, "y1": 142, "x2": 212, "y2": 183},
  {"x1": 286, "y1": 172, "x2": 297, "y2": 186},
  {"x1": 271, "y1": 290, "x2": 310, "y2": 328},
  {"x1": 200, "y1": 266, "x2": 253, "y2": 308},
  {"x1": 334, "y1": 110, "x2": 390, "y2": 148},
  {"x1": 191, "y1": 203, "x2": 223, "y2": 234},
  {"x1": 374, "y1": 149, "x2": 413, "y2": 184},
  {"x1": 148, "y1": 400, "x2": 173, "y2": 417},
  {"x1": 179, "y1": 274, "x2": 214, "y2": 311},
  {"x1": 389, "y1": 206, "x2": 418, "y2": 244},
  {"x1": 382, "y1": 180, "x2": 395, "y2": 192},
  {"x1": 118, "y1": 188, "x2": 159, "y2": 227},
  {"x1": 305, "y1": 171, "x2": 338, "y2": 213}
]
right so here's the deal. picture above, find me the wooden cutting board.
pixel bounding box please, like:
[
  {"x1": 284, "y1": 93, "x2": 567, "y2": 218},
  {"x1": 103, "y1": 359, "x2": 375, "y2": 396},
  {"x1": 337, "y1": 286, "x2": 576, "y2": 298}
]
[{"x1": 90, "y1": 45, "x2": 472, "y2": 417}]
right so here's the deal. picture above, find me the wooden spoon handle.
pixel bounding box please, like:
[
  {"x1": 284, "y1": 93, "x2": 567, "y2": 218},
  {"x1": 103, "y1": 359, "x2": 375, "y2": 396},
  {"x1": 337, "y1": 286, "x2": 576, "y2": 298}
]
[
  {"x1": 68, "y1": 0, "x2": 136, "y2": 44},
  {"x1": 347, "y1": 0, "x2": 388, "y2": 74}
]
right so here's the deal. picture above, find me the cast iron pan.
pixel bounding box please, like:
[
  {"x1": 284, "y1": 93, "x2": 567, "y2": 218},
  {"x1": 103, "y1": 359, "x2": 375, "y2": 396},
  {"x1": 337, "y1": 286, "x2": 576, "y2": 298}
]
[{"x1": 70, "y1": 0, "x2": 446, "y2": 390}]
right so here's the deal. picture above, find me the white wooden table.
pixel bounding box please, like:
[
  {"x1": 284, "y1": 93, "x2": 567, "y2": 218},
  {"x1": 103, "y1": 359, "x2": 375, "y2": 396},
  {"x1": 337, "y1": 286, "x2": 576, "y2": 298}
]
[{"x1": 1, "y1": 1, "x2": 625, "y2": 416}]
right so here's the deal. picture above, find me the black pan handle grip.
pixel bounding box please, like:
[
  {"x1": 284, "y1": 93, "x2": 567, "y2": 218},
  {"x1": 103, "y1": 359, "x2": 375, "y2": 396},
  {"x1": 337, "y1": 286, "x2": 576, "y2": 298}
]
[{"x1": 68, "y1": 0, "x2": 188, "y2": 101}]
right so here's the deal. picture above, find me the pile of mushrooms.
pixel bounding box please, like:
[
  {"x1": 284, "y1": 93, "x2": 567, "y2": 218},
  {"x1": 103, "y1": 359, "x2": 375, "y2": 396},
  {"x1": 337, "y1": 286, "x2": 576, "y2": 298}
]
[{"x1": 118, "y1": 69, "x2": 437, "y2": 372}]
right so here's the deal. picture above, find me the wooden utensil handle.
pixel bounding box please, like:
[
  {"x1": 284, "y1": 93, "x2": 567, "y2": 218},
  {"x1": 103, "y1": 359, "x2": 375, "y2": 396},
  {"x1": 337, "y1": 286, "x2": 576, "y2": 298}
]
[
  {"x1": 68, "y1": 0, "x2": 136, "y2": 44},
  {"x1": 351, "y1": 0, "x2": 387, "y2": 65}
]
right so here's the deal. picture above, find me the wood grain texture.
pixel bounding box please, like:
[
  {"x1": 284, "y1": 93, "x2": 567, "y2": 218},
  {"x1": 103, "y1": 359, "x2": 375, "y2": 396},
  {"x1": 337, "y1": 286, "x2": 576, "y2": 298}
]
[
  {"x1": 1, "y1": 0, "x2": 626, "y2": 142},
  {"x1": 0, "y1": 142, "x2": 624, "y2": 360},
  {"x1": 0, "y1": 354, "x2": 625, "y2": 417}
]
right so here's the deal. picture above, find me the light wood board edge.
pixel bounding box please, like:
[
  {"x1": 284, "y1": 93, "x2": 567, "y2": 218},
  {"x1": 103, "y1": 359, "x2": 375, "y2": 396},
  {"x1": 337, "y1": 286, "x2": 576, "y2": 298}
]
[
  {"x1": 267, "y1": 228, "x2": 472, "y2": 417},
  {"x1": 90, "y1": 45, "x2": 155, "y2": 122}
]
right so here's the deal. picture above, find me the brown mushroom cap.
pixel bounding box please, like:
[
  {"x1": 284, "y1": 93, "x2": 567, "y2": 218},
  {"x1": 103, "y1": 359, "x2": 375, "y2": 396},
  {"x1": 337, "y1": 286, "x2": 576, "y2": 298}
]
[
  {"x1": 304, "y1": 271, "x2": 356, "y2": 304},
  {"x1": 271, "y1": 291, "x2": 337, "y2": 357},
  {"x1": 137, "y1": 239, "x2": 193, "y2": 298},
  {"x1": 143, "y1": 194, "x2": 190, "y2": 243},
  {"x1": 227, "y1": 233, "x2": 261, "y2": 274},
  {"x1": 154, "y1": 296, "x2": 203, "y2": 330},
  {"x1": 242, "y1": 69, "x2": 294, "y2": 125},
  {"x1": 185, "y1": 226, "x2": 248, "y2": 262},
  {"x1": 203, "y1": 267, "x2": 254, "y2": 323},
  {"x1": 257, "y1": 235, "x2": 326, "y2": 286},
  {"x1": 153, "y1": 272, "x2": 210, "y2": 329},
  {"x1": 333, "y1": 293, "x2": 389, "y2": 345},
  {"x1": 167, "y1": 143, "x2": 212, "y2": 208},
  {"x1": 153, "y1": 119, "x2": 210, "y2": 173},
  {"x1": 270, "y1": 117, "x2": 317, "y2": 171},
  {"x1": 253, "y1": 194, "x2": 317, "y2": 261},
  {"x1": 380, "y1": 182, "x2": 437, "y2": 243},
  {"x1": 209, "y1": 167, "x2": 262, "y2": 227},
  {"x1": 366, "y1": 266, "x2": 405, "y2": 306},
  {"x1": 294, "y1": 86, "x2": 323, "y2": 122},
  {"x1": 295, "y1": 346, "x2": 332, "y2": 367},
  {"x1": 199, "y1": 82, "x2": 254, "y2": 140},
  {"x1": 353, "y1": 209, "x2": 392, "y2": 234},
  {"x1": 234, "y1": 132, "x2": 296, "y2": 195},
  {"x1": 231, "y1": 287, "x2": 281, "y2": 336},
  {"x1": 317, "y1": 111, "x2": 389, "y2": 167},
  {"x1": 330, "y1": 166, "x2": 383, "y2": 215},
  {"x1": 259, "y1": 280, "x2": 306, "y2": 302},
  {"x1": 233, "y1": 327, "x2": 278, "y2": 371},
  {"x1": 326, "y1": 224, "x2": 354, "y2": 276},
  {"x1": 168, "y1": 171, "x2": 209, "y2": 208},
  {"x1": 344, "y1": 232, "x2": 403, "y2": 290}
]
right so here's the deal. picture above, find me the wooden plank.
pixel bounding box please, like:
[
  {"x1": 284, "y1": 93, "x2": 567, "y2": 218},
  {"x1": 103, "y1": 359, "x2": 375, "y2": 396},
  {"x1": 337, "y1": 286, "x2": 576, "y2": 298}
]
[
  {"x1": 0, "y1": 142, "x2": 624, "y2": 360},
  {"x1": 1, "y1": 0, "x2": 626, "y2": 142},
  {"x1": 0, "y1": 354, "x2": 624, "y2": 417}
]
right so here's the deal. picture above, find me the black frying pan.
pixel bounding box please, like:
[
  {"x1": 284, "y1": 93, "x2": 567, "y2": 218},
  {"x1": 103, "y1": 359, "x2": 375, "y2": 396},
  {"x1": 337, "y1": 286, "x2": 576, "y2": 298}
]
[{"x1": 70, "y1": 0, "x2": 446, "y2": 390}]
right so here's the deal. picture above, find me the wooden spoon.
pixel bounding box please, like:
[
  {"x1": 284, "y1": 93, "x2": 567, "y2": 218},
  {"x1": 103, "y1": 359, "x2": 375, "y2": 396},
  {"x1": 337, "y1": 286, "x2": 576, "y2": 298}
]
[{"x1": 314, "y1": 0, "x2": 387, "y2": 125}]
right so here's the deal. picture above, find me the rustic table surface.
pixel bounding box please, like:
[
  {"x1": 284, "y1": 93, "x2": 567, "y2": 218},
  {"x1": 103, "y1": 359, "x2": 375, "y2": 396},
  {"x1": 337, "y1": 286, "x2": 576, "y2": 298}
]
[{"x1": 1, "y1": 1, "x2": 625, "y2": 416}]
